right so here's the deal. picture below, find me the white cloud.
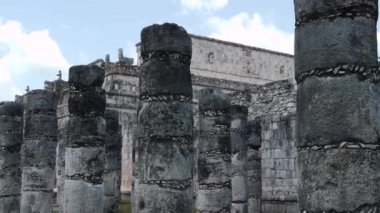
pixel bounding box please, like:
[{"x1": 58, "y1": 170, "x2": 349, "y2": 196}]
[
  {"x1": 180, "y1": 0, "x2": 228, "y2": 12},
  {"x1": 0, "y1": 19, "x2": 70, "y2": 101},
  {"x1": 208, "y1": 12, "x2": 294, "y2": 54}
]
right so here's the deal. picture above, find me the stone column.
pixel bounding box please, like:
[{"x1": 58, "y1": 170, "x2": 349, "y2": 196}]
[
  {"x1": 133, "y1": 23, "x2": 194, "y2": 213},
  {"x1": 246, "y1": 119, "x2": 262, "y2": 213},
  {"x1": 0, "y1": 101, "x2": 23, "y2": 212},
  {"x1": 104, "y1": 109, "x2": 122, "y2": 212},
  {"x1": 230, "y1": 105, "x2": 248, "y2": 213},
  {"x1": 196, "y1": 88, "x2": 231, "y2": 213},
  {"x1": 64, "y1": 65, "x2": 106, "y2": 213},
  {"x1": 21, "y1": 90, "x2": 57, "y2": 212},
  {"x1": 295, "y1": 0, "x2": 380, "y2": 212}
]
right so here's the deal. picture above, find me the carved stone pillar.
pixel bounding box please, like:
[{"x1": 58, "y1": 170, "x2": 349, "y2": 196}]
[
  {"x1": 0, "y1": 101, "x2": 23, "y2": 212},
  {"x1": 133, "y1": 23, "x2": 194, "y2": 213},
  {"x1": 196, "y1": 88, "x2": 231, "y2": 213},
  {"x1": 295, "y1": 0, "x2": 380, "y2": 211},
  {"x1": 21, "y1": 90, "x2": 57, "y2": 212},
  {"x1": 64, "y1": 65, "x2": 106, "y2": 213}
]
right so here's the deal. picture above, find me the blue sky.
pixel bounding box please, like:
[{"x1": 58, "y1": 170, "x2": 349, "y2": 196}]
[{"x1": 0, "y1": 0, "x2": 377, "y2": 100}]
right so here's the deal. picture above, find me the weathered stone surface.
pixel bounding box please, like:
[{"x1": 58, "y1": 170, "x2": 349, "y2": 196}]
[
  {"x1": 137, "y1": 102, "x2": 193, "y2": 137},
  {"x1": 21, "y1": 90, "x2": 57, "y2": 213},
  {"x1": 139, "y1": 60, "x2": 192, "y2": 99},
  {"x1": 230, "y1": 105, "x2": 248, "y2": 213},
  {"x1": 65, "y1": 65, "x2": 106, "y2": 212},
  {"x1": 297, "y1": 76, "x2": 380, "y2": 147},
  {"x1": 134, "y1": 183, "x2": 193, "y2": 212},
  {"x1": 140, "y1": 23, "x2": 192, "y2": 57},
  {"x1": 20, "y1": 191, "x2": 53, "y2": 213},
  {"x1": 298, "y1": 149, "x2": 380, "y2": 212},
  {"x1": 295, "y1": 18, "x2": 377, "y2": 77},
  {"x1": 196, "y1": 88, "x2": 231, "y2": 212},
  {"x1": 69, "y1": 65, "x2": 105, "y2": 87},
  {"x1": 64, "y1": 179, "x2": 104, "y2": 213},
  {"x1": 134, "y1": 23, "x2": 193, "y2": 213},
  {"x1": 294, "y1": 0, "x2": 380, "y2": 211},
  {"x1": 104, "y1": 109, "x2": 121, "y2": 213},
  {"x1": 0, "y1": 101, "x2": 22, "y2": 213}
]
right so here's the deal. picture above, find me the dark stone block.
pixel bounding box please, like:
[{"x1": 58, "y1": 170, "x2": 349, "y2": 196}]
[
  {"x1": 0, "y1": 101, "x2": 23, "y2": 116},
  {"x1": 297, "y1": 76, "x2": 380, "y2": 147},
  {"x1": 140, "y1": 23, "x2": 192, "y2": 57},
  {"x1": 295, "y1": 0, "x2": 378, "y2": 20},
  {"x1": 138, "y1": 102, "x2": 193, "y2": 137},
  {"x1": 21, "y1": 140, "x2": 56, "y2": 168},
  {"x1": 197, "y1": 155, "x2": 231, "y2": 184},
  {"x1": 198, "y1": 88, "x2": 230, "y2": 112},
  {"x1": 138, "y1": 140, "x2": 192, "y2": 181},
  {"x1": 295, "y1": 17, "x2": 377, "y2": 75},
  {"x1": 69, "y1": 65, "x2": 105, "y2": 87},
  {"x1": 139, "y1": 59, "x2": 192, "y2": 98},
  {"x1": 24, "y1": 90, "x2": 57, "y2": 113},
  {"x1": 68, "y1": 90, "x2": 106, "y2": 116},
  {"x1": 68, "y1": 116, "x2": 106, "y2": 147},
  {"x1": 21, "y1": 167, "x2": 55, "y2": 191},
  {"x1": 198, "y1": 135, "x2": 230, "y2": 154},
  {"x1": 298, "y1": 149, "x2": 380, "y2": 212},
  {"x1": 247, "y1": 119, "x2": 262, "y2": 148},
  {"x1": 65, "y1": 147, "x2": 105, "y2": 179},
  {"x1": 23, "y1": 115, "x2": 57, "y2": 139},
  {"x1": 0, "y1": 116, "x2": 22, "y2": 147}
]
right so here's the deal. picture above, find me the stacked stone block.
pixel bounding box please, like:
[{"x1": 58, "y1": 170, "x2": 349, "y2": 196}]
[
  {"x1": 64, "y1": 65, "x2": 106, "y2": 212},
  {"x1": 21, "y1": 90, "x2": 57, "y2": 212},
  {"x1": 133, "y1": 23, "x2": 194, "y2": 213},
  {"x1": 246, "y1": 119, "x2": 262, "y2": 213},
  {"x1": 0, "y1": 101, "x2": 23, "y2": 212},
  {"x1": 295, "y1": 0, "x2": 380, "y2": 211},
  {"x1": 230, "y1": 105, "x2": 248, "y2": 213},
  {"x1": 104, "y1": 109, "x2": 122, "y2": 212},
  {"x1": 196, "y1": 88, "x2": 231, "y2": 213}
]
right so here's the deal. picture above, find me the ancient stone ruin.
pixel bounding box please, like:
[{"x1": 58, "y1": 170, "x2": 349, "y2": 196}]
[
  {"x1": 1, "y1": 1, "x2": 379, "y2": 212},
  {"x1": 133, "y1": 23, "x2": 194, "y2": 213},
  {"x1": 295, "y1": 0, "x2": 380, "y2": 212}
]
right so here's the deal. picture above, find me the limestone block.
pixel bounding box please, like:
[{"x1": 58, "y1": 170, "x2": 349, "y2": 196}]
[
  {"x1": 64, "y1": 180, "x2": 104, "y2": 213},
  {"x1": 137, "y1": 102, "x2": 193, "y2": 137},
  {"x1": 298, "y1": 149, "x2": 380, "y2": 212},
  {"x1": 295, "y1": 18, "x2": 377, "y2": 75},
  {"x1": 69, "y1": 65, "x2": 105, "y2": 87},
  {"x1": 23, "y1": 115, "x2": 57, "y2": 139},
  {"x1": 0, "y1": 101, "x2": 23, "y2": 117},
  {"x1": 297, "y1": 76, "x2": 380, "y2": 147},
  {"x1": 20, "y1": 191, "x2": 53, "y2": 213},
  {"x1": 23, "y1": 90, "x2": 57, "y2": 112},
  {"x1": 134, "y1": 184, "x2": 193, "y2": 213},
  {"x1": 198, "y1": 135, "x2": 230, "y2": 154},
  {"x1": 140, "y1": 23, "x2": 192, "y2": 57},
  {"x1": 138, "y1": 139, "x2": 192, "y2": 181},
  {"x1": 247, "y1": 198, "x2": 261, "y2": 213},
  {"x1": 21, "y1": 166, "x2": 55, "y2": 191},
  {"x1": 139, "y1": 60, "x2": 192, "y2": 98},
  {"x1": 68, "y1": 90, "x2": 106, "y2": 116},
  {"x1": 21, "y1": 139, "x2": 56, "y2": 168},
  {"x1": 231, "y1": 203, "x2": 248, "y2": 213},
  {"x1": 104, "y1": 171, "x2": 121, "y2": 196},
  {"x1": 68, "y1": 116, "x2": 106, "y2": 146},
  {"x1": 199, "y1": 114, "x2": 230, "y2": 134},
  {"x1": 231, "y1": 175, "x2": 248, "y2": 201},
  {"x1": 65, "y1": 147, "x2": 104, "y2": 182},
  {"x1": 197, "y1": 155, "x2": 230, "y2": 184},
  {"x1": 0, "y1": 152, "x2": 21, "y2": 195},
  {"x1": 0, "y1": 116, "x2": 22, "y2": 147},
  {"x1": 0, "y1": 197, "x2": 19, "y2": 213},
  {"x1": 196, "y1": 188, "x2": 231, "y2": 212},
  {"x1": 104, "y1": 150, "x2": 121, "y2": 171}
]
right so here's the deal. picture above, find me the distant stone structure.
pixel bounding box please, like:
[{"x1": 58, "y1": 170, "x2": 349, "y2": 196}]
[
  {"x1": 64, "y1": 65, "x2": 106, "y2": 212},
  {"x1": 133, "y1": 23, "x2": 194, "y2": 213},
  {"x1": 295, "y1": 0, "x2": 380, "y2": 212},
  {"x1": 21, "y1": 90, "x2": 57, "y2": 212},
  {"x1": 196, "y1": 88, "x2": 231, "y2": 213},
  {"x1": 0, "y1": 101, "x2": 23, "y2": 212}
]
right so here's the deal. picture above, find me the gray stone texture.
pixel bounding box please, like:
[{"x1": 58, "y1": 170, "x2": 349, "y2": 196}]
[
  {"x1": 104, "y1": 109, "x2": 122, "y2": 213},
  {"x1": 230, "y1": 105, "x2": 248, "y2": 213},
  {"x1": 196, "y1": 88, "x2": 231, "y2": 213},
  {"x1": 133, "y1": 23, "x2": 194, "y2": 213},
  {"x1": 294, "y1": 0, "x2": 380, "y2": 211},
  {"x1": 21, "y1": 90, "x2": 57, "y2": 213},
  {"x1": 246, "y1": 119, "x2": 262, "y2": 213},
  {"x1": 64, "y1": 65, "x2": 106, "y2": 213},
  {"x1": 0, "y1": 101, "x2": 23, "y2": 213}
]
